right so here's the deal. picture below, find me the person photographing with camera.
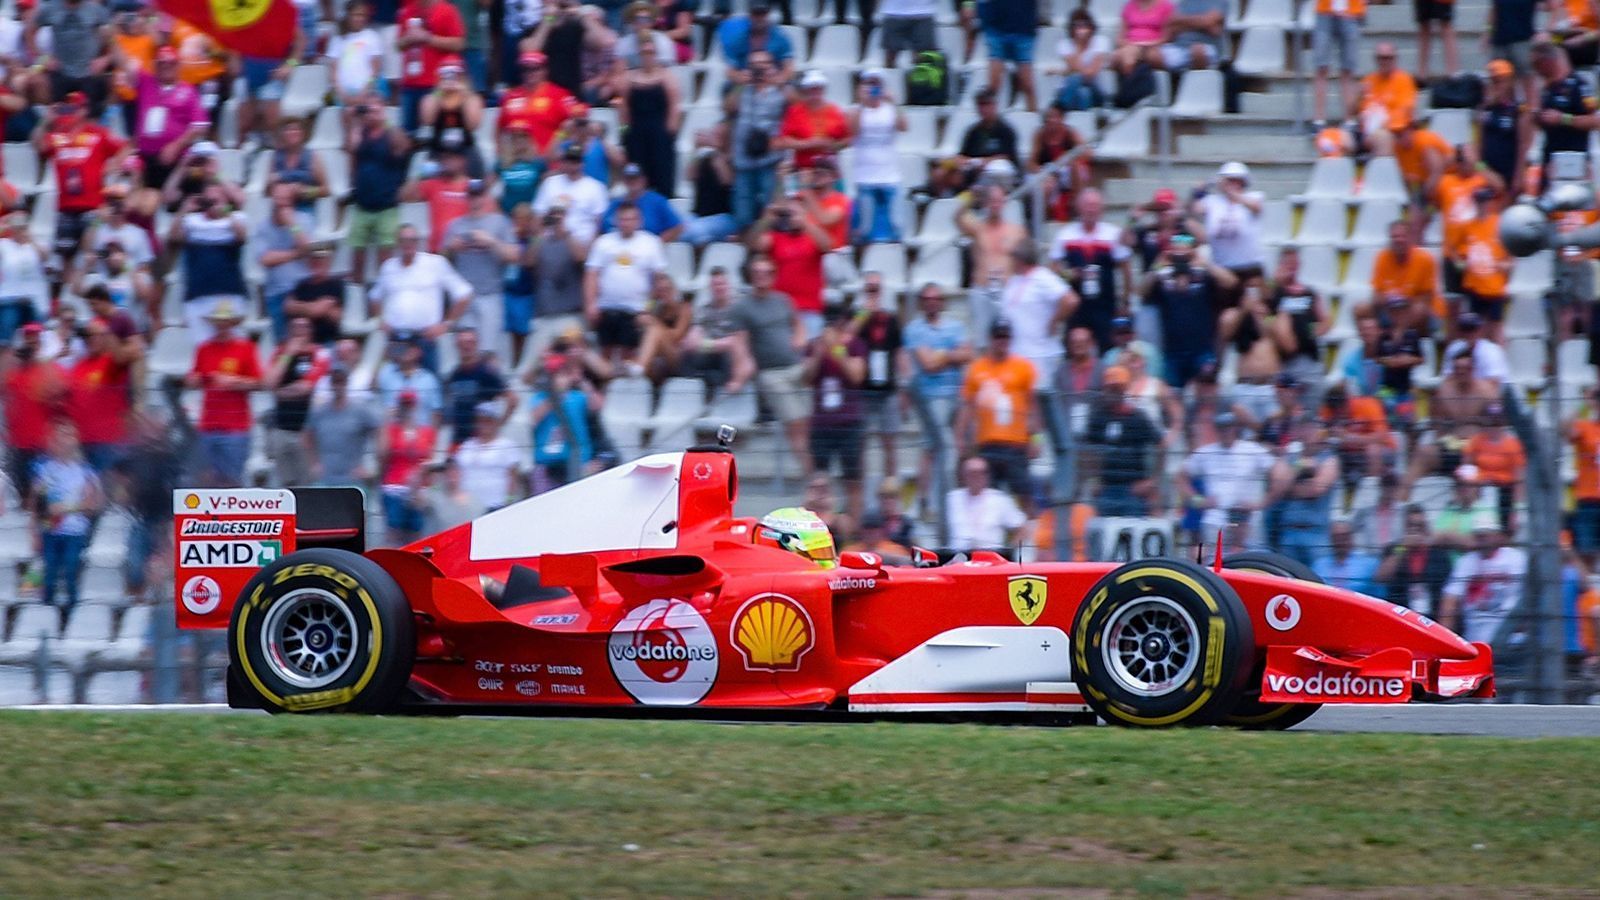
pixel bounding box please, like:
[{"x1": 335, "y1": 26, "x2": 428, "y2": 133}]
[
  {"x1": 748, "y1": 189, "x2": 834, "y2": 340},
  {"x1": 34, "y1": 90, "x2": 127, "y2": 269},
  {"x1": 167, "y1": 182, "x2": 248, "y2": 337}
]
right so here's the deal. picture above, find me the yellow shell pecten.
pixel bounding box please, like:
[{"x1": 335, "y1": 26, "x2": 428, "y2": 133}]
[{"x1": 735, "y1": 597, "x2": 812, "y2": 670}]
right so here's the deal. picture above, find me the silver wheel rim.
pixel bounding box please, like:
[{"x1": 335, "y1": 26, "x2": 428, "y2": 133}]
[
  {"x1": 260, "y1": 588, "x2": 358, "y2": 689},
  {"x1": 1100, "y1": 597, "x2": 1200, "y2": 697}
]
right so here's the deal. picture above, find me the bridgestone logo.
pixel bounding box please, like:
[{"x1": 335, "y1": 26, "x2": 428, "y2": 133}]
[
  {"x1": 1266, "y1": 672, "x2": 1407, "y2": 697},
  {"x1": 609, "y1": 644, "x2": 716, "y2": 663},
  {"x1": 181, "y1": 519, "x2": 282, "y2": 536}
]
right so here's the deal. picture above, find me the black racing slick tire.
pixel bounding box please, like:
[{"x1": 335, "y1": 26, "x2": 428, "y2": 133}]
[
  {"x1": 1221, "y1": 551, "x2": 1324, "y2": 730},
  {"x1": 1072, "y1": 559, "x2": 1254, "y2": 727},
  {"x1": 229, "y1": 548, "x2": 415, "y2": 714}
]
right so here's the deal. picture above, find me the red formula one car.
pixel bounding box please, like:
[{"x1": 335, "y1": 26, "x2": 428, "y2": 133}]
[{"x1": 173, "y1": 438, "x2": 1493, "y2": 728}]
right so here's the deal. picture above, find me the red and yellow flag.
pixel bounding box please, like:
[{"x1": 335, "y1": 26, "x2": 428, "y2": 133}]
[{"x1": 154, "y1": 0, "x2": 297, "y2": 58}]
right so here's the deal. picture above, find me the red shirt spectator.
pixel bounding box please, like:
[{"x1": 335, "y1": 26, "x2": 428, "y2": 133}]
[
  {"x1": 398, "y1": 0, "x2": 467, "y2": 92},
  {"x1": 768, "y1": 228, "x2": 826, "y2": 315},
  {"x1": 776, "y1": 76, "x2": 849, "y2": 170},
  {"x1": 416, "y1": 175, "x2": 471, "y2": 253},
  {"x1": 69, "y1": 348, "x2": 132, "y2": 449},
  {"x1": 381, "y1": 413, "x2": 438, "y2": 488},
  {"x1": 499, "y1": 52, "x2": 576, "y2": 153},
  {"x1": 37, "y1": 99, "x2": 127, "y2": 214},
  {"x1": 1, "y1": 326, "x2": 66, "y2": 454},
  {"x1": 192, "y1": 328, "x2": 263, "y2": 434}
]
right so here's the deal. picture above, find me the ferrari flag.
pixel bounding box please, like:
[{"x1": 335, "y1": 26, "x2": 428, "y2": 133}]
[{"x1": 154, "y1": 0, "x2": 296, "y2": 58}]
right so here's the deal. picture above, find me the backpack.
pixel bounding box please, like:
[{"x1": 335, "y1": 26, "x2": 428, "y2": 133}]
[
  {"x1": 906, "y1": 50, "x2": 949, "y2": 106},
  {"x1": 1432, "y1": 73, "x2": 1484, "y2": 109}
]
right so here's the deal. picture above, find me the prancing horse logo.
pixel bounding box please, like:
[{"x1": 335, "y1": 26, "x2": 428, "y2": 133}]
[{"x1": 1007, "y1": 575, "x2": 1048, "y2": 626}]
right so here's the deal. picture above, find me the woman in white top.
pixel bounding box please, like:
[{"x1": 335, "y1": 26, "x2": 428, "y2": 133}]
[
  {"x1": 1050, "y1": 9, "x2": 1111, "y2": 110},
  {"x1": 0, "y1": 211, "x2": 50, "y2": 339},
  {"x1": 324, "y1": 2, "x2": 384, "y2": 111},
  {"x1": 847, "y1": 69, "x2": 908, "y2": 243}
]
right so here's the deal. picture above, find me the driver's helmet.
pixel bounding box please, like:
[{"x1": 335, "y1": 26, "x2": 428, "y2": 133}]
[{"x1": 753, "y1": 507, "x2": 837, "y2": 569}]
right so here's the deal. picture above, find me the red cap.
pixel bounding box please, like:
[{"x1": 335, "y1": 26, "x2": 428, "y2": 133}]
[
  {"x1": 568, "y1": 102, "x2": 590, "y2": 119},
  {"x1": 16, "y1": 0, "x2": 35, "y2": 9},
  {"x1": 519, "y1": 51, "x2": 547, "y2": 67},
  {"x1": 398, "y1": 389, "x2": 419, "y2": 403},
  {"x1": 155, "y1": 46, "x2": 179, "y2": 63},
  {"x1": 20, "y1": 322, "x2": 43, "y2": 336},
  {"x1": 437, "y1": 54, "x2": 465, "y2": 73},
  {"x1": 1151, "y1": 187, "x2": 1178, "y2": 208},
  {"x1": 63, "y1": 91, "x2": 87, "y2": 107}
]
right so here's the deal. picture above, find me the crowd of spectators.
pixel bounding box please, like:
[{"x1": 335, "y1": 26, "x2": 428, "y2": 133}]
[{"x1": 0, "y1": 0, "x2": 1596, "y2": 671}]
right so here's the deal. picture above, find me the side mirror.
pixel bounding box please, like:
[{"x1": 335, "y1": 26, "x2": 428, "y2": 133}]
[{"x1": 837, "y1": 550, "x2": 886, "y2": 571}]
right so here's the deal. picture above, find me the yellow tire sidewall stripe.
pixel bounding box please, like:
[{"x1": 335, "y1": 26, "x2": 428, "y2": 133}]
[{"x1": 236, "y1": 578, "x2": 384, "y2": 712}]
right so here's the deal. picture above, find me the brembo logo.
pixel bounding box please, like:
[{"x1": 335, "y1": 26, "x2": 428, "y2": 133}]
[{"x1": 1266, "y1": 672, "x2": 1407, "y2": 697}]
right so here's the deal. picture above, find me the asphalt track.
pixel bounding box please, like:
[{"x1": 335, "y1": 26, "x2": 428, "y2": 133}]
[{"x1": 5, "y1": 703, "x2": 1600, "y2": 737}]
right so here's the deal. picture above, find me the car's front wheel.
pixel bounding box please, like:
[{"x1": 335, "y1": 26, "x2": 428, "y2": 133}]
[
  {"x1": 229, "y1": 548, "x2": 415, "y2": 713},
  {"x1": 1220, "y1": 551, "x2": 1324, "y2": 730},
  {"x1": 1072, "y1": 559, "x2": 1254, "y2": 727}
]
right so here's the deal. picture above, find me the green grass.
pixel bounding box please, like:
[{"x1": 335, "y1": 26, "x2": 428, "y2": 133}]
[{"x1": 0, "y1": 712, "x2": 1596, "y2": 897}]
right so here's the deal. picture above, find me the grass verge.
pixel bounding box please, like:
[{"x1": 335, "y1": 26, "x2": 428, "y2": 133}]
[{"x1": 1, "y1": 712, "x2": 1596, "y2": 897}]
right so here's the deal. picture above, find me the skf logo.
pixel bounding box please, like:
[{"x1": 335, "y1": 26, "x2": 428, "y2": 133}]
[
  {"x1": 731, "y1": 594, "x2": 814, "y2": 672},
  {"x1": 1007, "y1": 575, "x2": 1047, "y2": 625}
]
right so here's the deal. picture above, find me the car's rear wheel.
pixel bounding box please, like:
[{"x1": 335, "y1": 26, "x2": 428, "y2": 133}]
[
  {"x1": 229, "y1": 548, "x2": 415, "y2": 713},
  {"x1": 1072, "y1": 559, "x2": 1254, "y2": 727},
  {"x1": 1221, "y1": 551, "x2": 1324, "y2": 730}
]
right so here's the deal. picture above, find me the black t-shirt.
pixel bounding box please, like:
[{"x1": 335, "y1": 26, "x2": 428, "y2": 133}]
[
  {"x1": 545, "y1": 17, "x2": 586, "y2": 95},
  {"x1": 1540, "y1": 74, "x2": 1594, "y2": 157},
  {"x1": 445, "y1": 362, "x2": 508, "y2": 437},
  {"x1": 959, "y1": 120, "x2": 1019, "y2": 166},
  {"x1": 291, "y1": 276, "x2": 347, "y2": 346},
  {"x1": 857, "y1": 310, "x2": 902, "y2": 393},
  {"x1": 1377, "y1": 328, "x2": 1422, "y2": 395},
  {"x1": 1145, "y1": 269, "x2": 1220, "y2": 357},
  {"x1": 271, "y1": 349, "x2": 324, "y2": 432},
  {"x1": 692, "y1": 154, "x2": 732, "y2": 218},
  {"x1": 1269, "y1": 286, "x2": 1321, "y2": 362},
  {"x1": 1478, "y1": 98, "x2": 1522, "y2": 186},
  {"x1": 1085, "y1": 403, "x2": 1159, "y2": 484},
  {"x1": 1491, "y1": 0, "x2": 1536, "y2": 44}
]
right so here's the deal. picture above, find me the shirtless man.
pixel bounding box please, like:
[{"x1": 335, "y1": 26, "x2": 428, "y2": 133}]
[
  {"x1": 1218, "y1": 273, "x2": 1283, "y2": 423},
  {"x1": 1405, "y1": 349, "x2": 1499, "y2": 492},
  {"x1": 958, "y1": 182, "x2": 1027, "y2": 340}
]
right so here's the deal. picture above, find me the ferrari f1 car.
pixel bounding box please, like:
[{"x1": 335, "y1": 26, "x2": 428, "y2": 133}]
[{"x1": 172, "y1": 437, "x2": 1493, "y2": 728}]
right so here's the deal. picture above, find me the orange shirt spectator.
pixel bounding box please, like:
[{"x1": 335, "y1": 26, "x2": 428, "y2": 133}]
[
  {"x1": 170, "y1": 21, "x2": 229, "y2": 87},
  {"x1": 1561, "y1": 0, "x2": 1600, "y2": 30},
  {"x1": 1359, "y1": 68, "x2": 1418, "y2": 131},
  {"x1": 1434, "y1": 168, "x2": 1493, "y2": 249},
  {"x1": 963, "y1": 353, "x2": 1036, "y2": 447},
  {"x1": 777, "y1": 87, "x2": 849, "y2": 171},
  {"x1": 1572, "y1": 417, "x2": 1600, "y2": 501},
  {"x1": 1371, "y1": 241, "x2": 1440, "y2": 313},
  {"x1": 1316, "y1": 0, "x2": 1365, "y2": 14},
  {"x1": 1321, "y1": 393, "x2": 1397, "y2": 450},
  {"x1": 1315, "y1": 126, "x2": 1354, "y2": 158},
  {"x1": 112, "y1": 30, "x2": 158, "y2": 80},
  {"x1": 1028, "y1": 502, "x2": 1096, "y2": 560},
  {"x1": 1392, "y1": 125, "x2": 1451, "y2": 191},
  {"x1": 1465, "y1": 429, "x2": 1526, "y2": 486},
  {"x1": 415, "y1": 175, "x2": 471, "y2": 253},
  {"x1": 1453, "y1": 213, "x2": 1512, "y2": 299}
]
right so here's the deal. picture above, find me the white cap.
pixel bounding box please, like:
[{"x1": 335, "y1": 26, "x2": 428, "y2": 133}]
[
  {"x1": 799, "y1": 69, "x2": 828, "y2": 89},
  {"x1": 1218, "y1": 160, "x2": 1251, "y2": 181},
  {"x1": 1455, "y1": 464, "x2": 1481, "y2": 483},
  {"x1": 189, "y1": 140, "x2": 220, "y2": 158},
  {"x1": 861, "y1": 67, "x2": 886, "y2": 82}
]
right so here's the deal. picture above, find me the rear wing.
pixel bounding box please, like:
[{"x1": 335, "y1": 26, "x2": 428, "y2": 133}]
[{"x1": 173, "y1": 487, "x2": 365, "y2": 629}]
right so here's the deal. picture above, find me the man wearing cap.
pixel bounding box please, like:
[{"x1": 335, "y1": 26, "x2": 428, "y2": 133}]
[
  {"x1": 1368, "y1": 220, "x2": 1440, "y2": 330},
  {"x1": 168, "y1": 181, "x2": 249, "y2": 336},
  {"x1": 957, "y1": 317, "x2": 1039, "y2": 507},
  {"x1": 776, "y1": 71, "x2": 850, "y2": 172},
  {"x1": 1194, "y1": 162, "x2": 1265, "y2": 280},
  {"x1": 731, "y1": 49, "x2": 788, "y2": 229},
  {"x1": 443, "y1": 180, "x2": 519, "y2": 359},
  {"x1": 848, "y1": 68, "x2": 908, "y2": 243},
  {"x1": 25, "y1": 0, "x2": 112, "y2": 114},
  {"x1": 1355, "y1": 43, "x2": 1418, "y2": 156},
  {"x1": 1479, "y1": 61, "x2": 1528, "y2": 192},
  {"x1": 1440, "y1": 511, "x2": 1528, "y2": 641},
  {"x1": 255, "y1": 182, "x2": 317, "y2": 341},
  {"x1": 1180, "y1": 410, "x2": 1274, "y2": 548},
  {"x1": 401, "y1": 144, "x2": 473, "y2": 255},
  {"x1": 376, "y1": 331, "x2": 446, "y2": 424},
  {"x1": 1387, "y1": 117, "x2": 1450, "y2": 201},
  {"x1": 347, "y1": 97, "x2": 412, "y2": 285},
  {"x1": 796, "y1": 156, "x2": 850, "y2": 249},
  {"x1": 372, "y1": 224, "x2": 474, "y2": 372},
  {"x1": 500, "y1": 51, "x2": 576, "y2": 153},
  {"x1": 1309, "y1": 0, "x2": 1363, "y2": 128},
  {"x1": 396, "y1": 0, "x2": 467, "y2": 132},
  {"x1": 585, "y1": 199, "x2": 667, "y2": 363},
  {"x1": 184, "y1": 300, "x2": 260, "y2": 488},
  {"x1": 1050, "y1": 189, "x2": 1131, "y2": 352},
  {"x1": 264, "y1": 317, "x2": 331, "y2": 487},
  {"x1": 1128, "y1": 188, "x2": 1184, "y2": 272},
  {"x1": 1434, "y1": 144, "x2": 1503, "y2": 295},
  {"x1": 455, "y1": 399, "x2": 523, "y2": 511},
  {"x1": 954, "y1": 89, "x2": 1021, "y2": 172},
  {"x1": 1443, "y1": 310, "x2": 1510, "y2": 384},
  {"x1": 1140, "y1": 232, "x2": 1236, "y2": 387},
  {"x1": 1532, "y1": 40, "x2": 1600, "y2": 187},
  {"x1": 716, "y1": 0, "x2": 795, "y2": 82},
  {"x1": 34, "y1": 90, "x2": 127, "y2": 264},
  {"x1": 285, "y1": 245, "x2": 348, "y2": 347},
  {"x1": 119, "y1": 45, "x2": 204, "y2": 188},
  {"x1": 1083, "y1": 365, "x2": 1160, "y2": 517},
  {"x1": 603, "y1": 164, "x2": 684, "y2": 240},
  {"x1": 533, "y1": 140, "x2": 610, "y2": 244},
  {"x1": 304, "y1": 360, "x2": 383, "y2": 488}
]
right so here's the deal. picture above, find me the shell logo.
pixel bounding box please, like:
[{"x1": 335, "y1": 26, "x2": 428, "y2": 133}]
[
  {"x1": 184, "y1": 493, "x2": 201, "y2": 510},
  {"x1": 731, "y1": 593, "x2": 814, "y2": 672}
]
